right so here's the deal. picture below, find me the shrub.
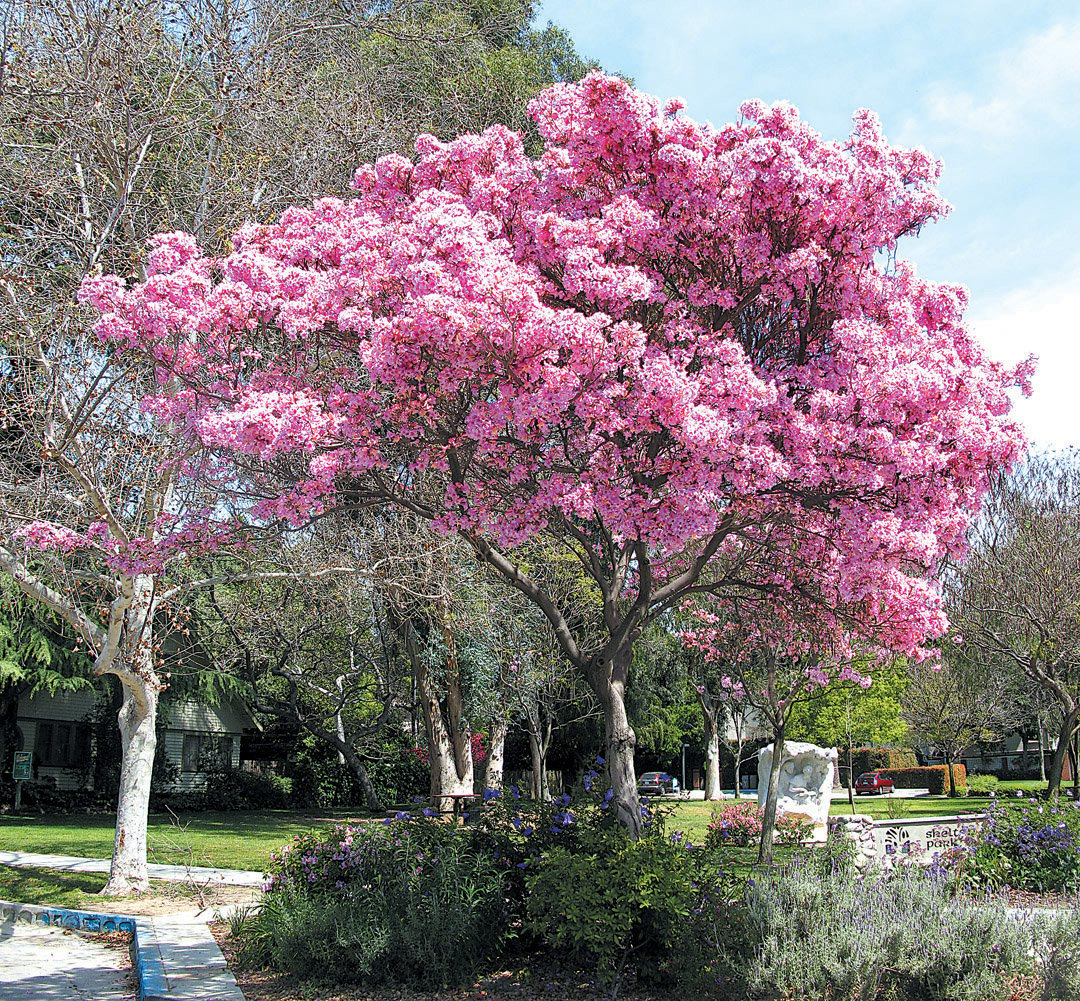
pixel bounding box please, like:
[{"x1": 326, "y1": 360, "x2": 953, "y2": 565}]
[
  {"x1": 524, "y1": 828, "x2": 732, "y2": 986},
  {"x1": 1034, "y1": 910, "x2": 1080, "y2": 1001},
  {"x1": 203, "y1": 770, "x2": 291, "y2": 811},
  {"x1": 963, "y1": 796, "x2": 1080, "y2": 893},
  {"x1": 703, "y1": 800, "x2": 812, "y2": 849},
  {"x1": 692, "y1": 861, "x2": 1035, "y2": 1000},
  {"x1": 966, "y1": 773, "x2": 999, "y2": 796},
  {"x1": 879, "y1": 764, "x2": 966, "y2": 795},
  {"x1": 248, "y1": 816, "x2": 509, "y2": 987}
]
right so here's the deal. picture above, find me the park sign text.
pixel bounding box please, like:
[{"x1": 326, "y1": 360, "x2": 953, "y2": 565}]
[{"x1": 872, "y1": 814, "x2": 986, "y2": 864}]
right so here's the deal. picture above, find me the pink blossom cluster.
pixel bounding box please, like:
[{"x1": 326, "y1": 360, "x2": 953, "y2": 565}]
[{"x1": 78, "y1": 72, "x2": 1029, "y2": 661}]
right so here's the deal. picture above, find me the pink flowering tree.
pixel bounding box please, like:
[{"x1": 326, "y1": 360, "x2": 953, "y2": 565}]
[
  {"x1": 0, "y1": 340, "x2": 236, "y2": 893},
  {"x1": 81, "y1": 72, "x2": 1029, "y2": 836}
]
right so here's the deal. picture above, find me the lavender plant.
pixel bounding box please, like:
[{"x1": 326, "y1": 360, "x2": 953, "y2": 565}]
[{"x1": 692, "y1": 861, "x2": 1036, "y2": 1000}]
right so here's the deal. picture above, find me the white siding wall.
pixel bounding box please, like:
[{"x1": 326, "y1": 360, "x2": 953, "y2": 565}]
[{"x1": 17, "y1": 689, "x2": 248, "y2": 792}]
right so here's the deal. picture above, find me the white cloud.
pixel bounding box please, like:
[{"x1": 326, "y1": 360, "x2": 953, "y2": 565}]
[
  {"x1": 967, "y1": 262, "x2": 1080, "y2": 449},
  {"x1": 916, "y1": 18, "x2": 1080, "y2": 141}
]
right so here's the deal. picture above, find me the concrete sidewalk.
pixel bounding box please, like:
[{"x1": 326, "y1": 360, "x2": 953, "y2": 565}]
[
  {"x1": 0, "y1": 849, "x2": 264, "y2": 887},
  {"x1": 0, "y1": 851, "x2": 260, "y2": 998},
  {"x1": 1, "y1": 898, "x2": 248, "y2": 1000}
]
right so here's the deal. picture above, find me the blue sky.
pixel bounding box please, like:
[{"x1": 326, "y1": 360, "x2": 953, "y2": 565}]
[{"x1": 538, "y1": 1, "x2": 1080, "y2": 449}]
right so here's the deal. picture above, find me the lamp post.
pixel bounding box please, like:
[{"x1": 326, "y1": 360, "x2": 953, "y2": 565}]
[{"x1": 681, "y1": 743, "x2": 689, "y2": 793}]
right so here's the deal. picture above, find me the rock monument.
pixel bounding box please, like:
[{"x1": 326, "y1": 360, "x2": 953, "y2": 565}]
[{"x1": 757, "y1": 741, "x2": 838, "y2": 840}]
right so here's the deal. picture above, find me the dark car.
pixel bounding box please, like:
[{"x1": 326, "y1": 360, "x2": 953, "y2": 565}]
[
  {"x1": 854, "y1": 771, "x2": 895, "y2": 795},
  {"x1": 637, "y1": 771, "x2": 679, "y2": 796}
]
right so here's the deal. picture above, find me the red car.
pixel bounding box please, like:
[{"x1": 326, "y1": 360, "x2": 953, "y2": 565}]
[{"x1": 854, "y1": 771, "x2": 895, "y2": 795}]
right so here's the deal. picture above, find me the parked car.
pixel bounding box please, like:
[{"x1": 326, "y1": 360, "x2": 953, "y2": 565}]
[
  {"x1": 854, "y1": 771, "x2": 895, "y2": 795},
  {"x1": 637, "y1": 771, "x2": 679, "y2": 796}
]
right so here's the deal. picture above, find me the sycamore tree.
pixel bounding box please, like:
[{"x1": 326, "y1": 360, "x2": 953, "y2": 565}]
[
  {"x1": 902, "y1": 646, "x2": 1021, "y2": 796},
  {"x1": 81, "y1": 73, "x2": 1029, "y2": 836}
]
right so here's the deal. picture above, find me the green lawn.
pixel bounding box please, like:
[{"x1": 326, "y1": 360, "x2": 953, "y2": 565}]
[
  {"x1": 0, "y1": 793, "x2": 1007, "y2": 876},
  {"x1": 0, "y1": 864, "x2": 226, "y2": 911},
  {"x1": 0, "y1": 810, "x2": 370, "y2": 871}
]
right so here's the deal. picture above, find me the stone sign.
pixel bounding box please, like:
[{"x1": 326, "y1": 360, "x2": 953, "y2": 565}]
[{"x1": 871, "y1": 814, "x2": 985, "y2": 864}]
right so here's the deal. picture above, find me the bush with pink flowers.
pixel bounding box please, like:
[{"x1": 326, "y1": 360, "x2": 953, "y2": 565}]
[{"x1": 704, "y1": 801, "x2": 812, "y2": 849}]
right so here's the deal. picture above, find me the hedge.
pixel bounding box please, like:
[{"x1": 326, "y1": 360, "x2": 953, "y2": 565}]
[
  {"x1": 879, "y1": 765, "x2": 967, "y2": 795},
  {"x1": 850, "y1": 747, "x2": 918, "y2": 774}
]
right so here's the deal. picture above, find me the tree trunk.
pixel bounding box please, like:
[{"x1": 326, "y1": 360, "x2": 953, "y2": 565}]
[
  {"x1": 483, "y1": 717, "x2": 508, "y2": 792},
  {"x1": 1045, "y1": 710, "x2": 1078, "y2": 797},
  {"x1": 588, "y1": 648, "x2": 641, "y2": 838},
  {"x1": 101, "y1": 574, "x2": 162, "y2": 896},
  {"x1": 1071, "y1": 728, "x2": 1079, "y2": 801},
  {"x1": 703, "y1": 716, "x2": 721, "y2": 800},
  {"x1": 733, "y1": 714, "x2": 746, "y2": 800},
  {"x1": 1038, "y1": 722, "x2": 1047, "y2": 782},
  {"x1": 103, "y1": 673, "x2": 158, "y2": 894},
  {"x1": 847, "y1": 739, "x2": 855, "y2": 811},
  {"x1": 758, "y1": 724, "x2": 785, "y2": 866},
  {"x1": 416, "y1": 670, "x2": 472, "y2": 809},
  {"x1": 528, "y1": 731, "x2": 549, "y2": 801},
  {"x1": 694, "y1": 687, "x2": 721, "y2": 800},
  {"x1": 336, "y1": 740, "x2": 383, "y2": 812},
  {"x1": 944, "y1": 747, "x2": 958, "y2": 798}
]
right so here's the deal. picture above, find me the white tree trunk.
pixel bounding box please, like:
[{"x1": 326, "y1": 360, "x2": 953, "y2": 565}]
[
  {"x1": 102, "y1": 573, "x2": 162, "y2": 895},
  {"x1": 482, "y1": 718, "x2": 508, "y2": 792},
  {"x1": 415, "y1": 648, "x2": 473, "y2": 811},
  {"x1": 104, "y1": 676, "x2": 158, "y2": 894},
  {"x1": 703, "y1": 718, "x2": 722, "y2": 800}
]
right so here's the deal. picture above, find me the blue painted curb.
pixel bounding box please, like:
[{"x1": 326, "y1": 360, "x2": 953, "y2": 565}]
[
  {"x1": 0, "y1": 898, "x2": 136, "y2": 935},
  {"x1": 134, "y1": 918, "x2": 171, "y2": 1001},
  {"x1": 0, "y1": 899, "x2": 165, "y2": 999}
]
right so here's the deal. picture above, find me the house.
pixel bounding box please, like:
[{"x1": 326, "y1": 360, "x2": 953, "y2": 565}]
[{"x1": 13, "y1": 682, "x2": 255, "y2": 792}]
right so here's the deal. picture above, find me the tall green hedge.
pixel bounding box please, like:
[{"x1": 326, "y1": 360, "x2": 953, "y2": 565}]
[{"x1": 879, "y1": 765, "x2": 967, "y2": 795}]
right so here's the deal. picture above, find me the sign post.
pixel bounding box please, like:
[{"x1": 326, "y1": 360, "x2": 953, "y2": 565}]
[{"x1": 12, "y1": 751, "x2": 31, "y2": 810}]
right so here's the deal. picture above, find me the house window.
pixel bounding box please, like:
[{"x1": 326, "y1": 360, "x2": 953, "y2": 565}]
[
  {"x1": 181, "y1": 734, "x2": 233, "y2": 773},
  {"x1": 35, "y1": 721, "x2": 91, "y2": 768}
]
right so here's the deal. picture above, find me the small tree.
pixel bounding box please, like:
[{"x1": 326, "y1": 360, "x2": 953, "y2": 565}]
[
  {"x1": 787, "y1": 659, "x2": 908, "y2": 809},
  {"x1": 950, "y1": 452, "x2": 1080, "y2": 796},
  {"x1": 901, "y1": 647, "x2": 1021, "y2": 796}
]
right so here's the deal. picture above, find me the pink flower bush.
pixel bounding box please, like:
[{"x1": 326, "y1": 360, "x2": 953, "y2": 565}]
[{"x1": 705, "y1": 800, "x2": 812, "y2": 848}]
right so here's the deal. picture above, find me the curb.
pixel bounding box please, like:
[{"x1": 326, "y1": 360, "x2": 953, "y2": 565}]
[
  {"x1": 0, "y1": 898, "x2": 137, "y2": 935},
  {"x1": 1, "y1": 898, "x2": 245, "y2": 1000},
  {"x1": 134, "y1": 918, "x2": 171, "y2": 1001}
]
